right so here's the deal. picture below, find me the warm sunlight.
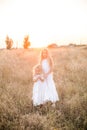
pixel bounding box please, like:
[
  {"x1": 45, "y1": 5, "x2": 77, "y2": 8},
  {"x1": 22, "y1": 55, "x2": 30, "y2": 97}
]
[{"x1": 0, "y1": 0, "x2": 87, "y2": 48}]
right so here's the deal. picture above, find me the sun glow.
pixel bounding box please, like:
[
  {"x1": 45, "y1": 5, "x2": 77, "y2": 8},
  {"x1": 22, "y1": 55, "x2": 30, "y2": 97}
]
[{"x1": 0, "y1": 0, "x2": 87, "y2": 48}]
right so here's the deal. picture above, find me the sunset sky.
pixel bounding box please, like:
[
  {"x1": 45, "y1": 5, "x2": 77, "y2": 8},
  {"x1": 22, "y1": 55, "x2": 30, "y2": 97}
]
[{"x1": 0, "y1": 0, "x2": 87, "y2": 48}]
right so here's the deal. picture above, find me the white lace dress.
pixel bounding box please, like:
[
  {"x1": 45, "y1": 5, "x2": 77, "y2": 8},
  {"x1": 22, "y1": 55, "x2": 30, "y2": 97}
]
[
  {"x1": 41, "y1": 59, "x2": 59, "y2": 103},
  {"x1": 32, "y1": 74, "x2": 47, "y2": 106}
]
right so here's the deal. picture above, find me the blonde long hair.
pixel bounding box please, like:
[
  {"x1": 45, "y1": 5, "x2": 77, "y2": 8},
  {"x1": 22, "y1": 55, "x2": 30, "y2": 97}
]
[{"x1": 39, "y1": 48, "x2": 53, "y2": 69}]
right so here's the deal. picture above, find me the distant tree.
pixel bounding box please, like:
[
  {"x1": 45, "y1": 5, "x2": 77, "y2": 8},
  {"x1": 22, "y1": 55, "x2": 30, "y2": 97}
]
[
  {"x1": 5, "y1": 36, "x2": 13, "y2": 49},
  {"x1": 23, "y1": 35, "x2": 31, "y2": 49},
  {"x1": 47, "y1": 43, "x2": 58, "y2": 48}
]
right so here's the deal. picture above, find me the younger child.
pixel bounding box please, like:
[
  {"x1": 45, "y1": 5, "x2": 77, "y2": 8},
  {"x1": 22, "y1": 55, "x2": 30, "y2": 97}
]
[
  {"x1": 32, "y1": 64, "x2": 45, "y2": 106},
  {"x1": 33, "y1": 64, "x2": 44, "y2": 82}
]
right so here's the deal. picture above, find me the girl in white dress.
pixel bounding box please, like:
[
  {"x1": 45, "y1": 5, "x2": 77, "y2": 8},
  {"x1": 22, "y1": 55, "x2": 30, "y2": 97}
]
[
  {"x1": 40, "y1": 48, "x2": 59, "y2": 106},
  {"x1": 32, "y1": 64, "x2": 46, "y2": 106}
]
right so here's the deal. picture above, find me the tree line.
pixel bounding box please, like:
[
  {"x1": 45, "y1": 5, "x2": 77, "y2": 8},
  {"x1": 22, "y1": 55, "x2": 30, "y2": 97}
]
[{"x1": 5, "y1": 35, "x2": 31, "y2": 49}]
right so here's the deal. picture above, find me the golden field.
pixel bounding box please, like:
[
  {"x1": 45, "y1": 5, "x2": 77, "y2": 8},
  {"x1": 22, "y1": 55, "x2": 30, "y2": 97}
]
[{"x1": 0, "y1": 45, "x2": 87, "y2": 130}]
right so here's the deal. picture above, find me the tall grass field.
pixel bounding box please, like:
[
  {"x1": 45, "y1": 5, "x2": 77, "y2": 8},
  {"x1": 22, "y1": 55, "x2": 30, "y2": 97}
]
[{"x1": 0, "y1": 45, "x2": 87, "y2": 130}]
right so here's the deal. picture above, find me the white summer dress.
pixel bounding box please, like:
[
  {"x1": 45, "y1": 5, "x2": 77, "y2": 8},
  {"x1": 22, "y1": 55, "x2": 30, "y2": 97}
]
[
  {"x1": 32, "y1": 74, "x2": 47, "y2": 106},
  {"x1": 32, "y1": 59, "x2": 59, "y2": 106},
  {"x1": 41, "y1": 59, "x2": 59, "y2": 103}
]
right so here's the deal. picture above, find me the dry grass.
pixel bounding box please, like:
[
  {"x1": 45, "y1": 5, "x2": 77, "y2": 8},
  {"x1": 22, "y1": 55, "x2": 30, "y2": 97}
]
[{"x1": 0, "y1": 46, "x2": 87, "y2": 130}]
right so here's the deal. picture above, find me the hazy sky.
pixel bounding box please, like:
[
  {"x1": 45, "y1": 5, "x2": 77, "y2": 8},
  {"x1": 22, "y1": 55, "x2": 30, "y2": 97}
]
[{"x1": 0, "y1": 0, "x2": 87, "y2": 47}]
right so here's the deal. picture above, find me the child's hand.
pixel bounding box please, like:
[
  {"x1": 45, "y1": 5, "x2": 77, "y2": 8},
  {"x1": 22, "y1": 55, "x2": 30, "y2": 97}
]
[{"x1": 38, "y1": 76, "x2": 44, "y2": 81}]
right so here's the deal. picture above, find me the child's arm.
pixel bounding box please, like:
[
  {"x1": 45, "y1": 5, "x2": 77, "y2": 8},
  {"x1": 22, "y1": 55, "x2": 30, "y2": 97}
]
[
  {"x1": 46, "y1": 67, "x2": 52, "y2": 75},
  {"x1": 33, "y1": 75, "x2": 39, "y2": 82},
  {"x1": 39, "y1": 77, "x2": 44, "y2": 82},
  {"x1": 39, "y1": 74, "x2": 44, "y2": 82}
]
